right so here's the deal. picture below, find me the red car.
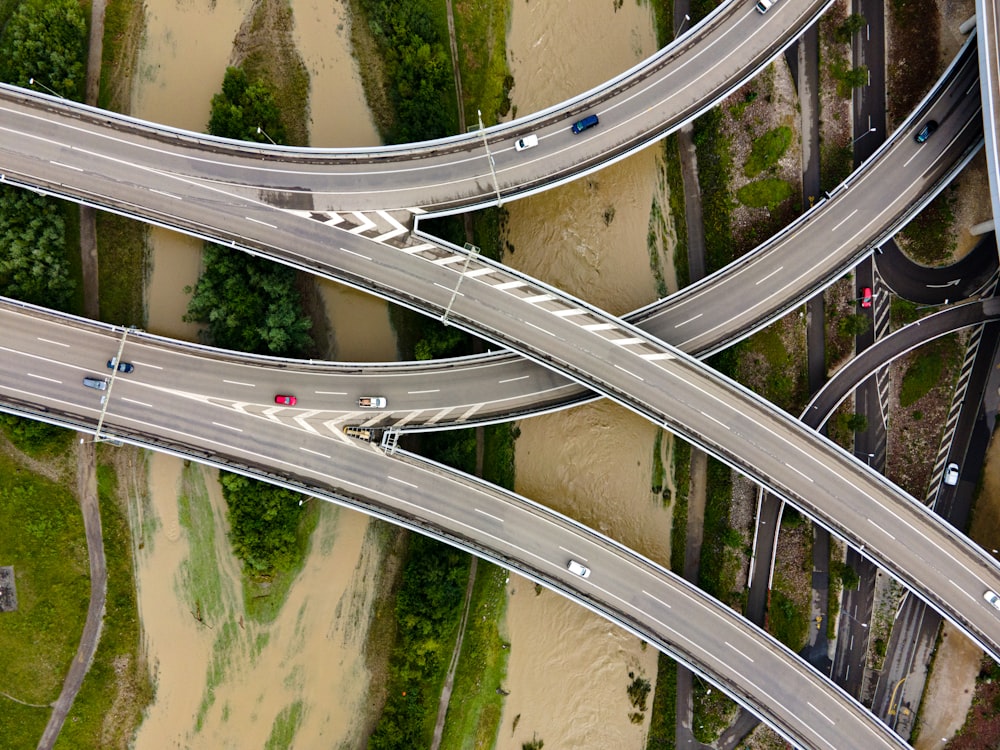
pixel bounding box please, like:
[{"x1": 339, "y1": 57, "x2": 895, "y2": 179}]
[
  {"x1": 274, "y1": 394, "x2": 297, "y2": 406},
  {"x1": 861, "y1": 287, "x2": 873, "y2": 308}
]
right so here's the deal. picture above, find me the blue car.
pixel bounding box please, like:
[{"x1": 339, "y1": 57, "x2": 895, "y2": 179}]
[
  {"x1": 914, "y1": 120, "x2": 937, "y2": 143},
  {"x1": 107, "y1": 357, "x2": 134, "y2": 373},
  {"x1": 571, "y1": 114, "x2": 599, "y2": 134}
]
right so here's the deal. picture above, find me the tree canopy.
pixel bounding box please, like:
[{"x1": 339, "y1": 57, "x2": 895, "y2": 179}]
[
  {"x1": 0, "y1": 0, "x2": 87, "y2": 310},
  {"x1": 219, "y1": 472, "x2": 305, "y2": 576},
  {"x1": 0, "y1": 186, "x2": 74, "y2": 308},
  {"x1": 207, "y1": 66, "x2": 286, "y2": 144},
  {"x1": 0, "y1": 0, "x2": 87, "y2": 97},
  {"x1": 184, "y1": 242, "x2": 312, "y2": 357}
]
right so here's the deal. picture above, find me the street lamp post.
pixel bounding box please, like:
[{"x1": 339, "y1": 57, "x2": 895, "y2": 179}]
[
  {"x1": 675, "y1": 13, "x2": 691, "y2": 37},
  {"x1": 851, "y1": 126, "x2": 876, "y2": 146},
  {"x1": 28, "y1": 77, "x2": 60, "y2": 98},
  {"x1": 256, "y1": 125, "x2": 277, "y2": 145},
  {"x1": 477, "y1": 109, "x2": 502, "y2": 207}
]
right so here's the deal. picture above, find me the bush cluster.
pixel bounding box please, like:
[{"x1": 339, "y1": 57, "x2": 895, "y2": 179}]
[
  {"x1": 219, "y1": 472, "x2": 305, "y2": 576},
  {"x1": 368, "y1": 535, "x2": 470, "y2": 749},
  {"x1": 0, "y1": 0, "x2": 87, "y2": 311},
  {"x1": 356, "y1": 0, "x2": 455, "y2": 143}
]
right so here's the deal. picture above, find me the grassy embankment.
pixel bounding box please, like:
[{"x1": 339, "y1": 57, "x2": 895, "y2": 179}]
[
  {"x1": 0, "y1": 1, "x2": 153, "y2": 746},
  {"x1": 96, "y1": 0, "x2": 147, "y2": 328},
  {"x1": 54, "y1": 459, "x2": 153, "y2": 749}
]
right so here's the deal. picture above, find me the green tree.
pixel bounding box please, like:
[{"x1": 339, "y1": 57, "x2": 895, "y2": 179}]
[
  {"x1": 414, "y1": 324, "x2": 466, "y2": 360},
  {"x1": 184, "y1": 243, "x2": 312, "y2": 356},
  {"x1": 835, "y1": 14, "x2": 866, "y2": 43},
  {"x1": 0, "y1": 0, "x2": 87, "y2": 97},
  {"x1": 219, "y1": 472, "x2": 306, "y2": 576},
  {"x1": 0, "y1": 186, "x2": 74, "y2": 307},
  {"x1": 207, "y1": 67, "x2": 286, "y2": 143}
]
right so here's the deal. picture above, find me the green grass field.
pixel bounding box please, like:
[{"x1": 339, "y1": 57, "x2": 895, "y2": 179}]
[{"x1": 0, "y1": 450, "x2": 89, "y2": 748}]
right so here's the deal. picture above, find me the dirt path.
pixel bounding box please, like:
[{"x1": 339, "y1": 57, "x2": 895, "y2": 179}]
[
  {"x1": 79, "y1": 0, "x2": 106, "y2": 320},
  {"x1": 36, "y1": 440, "x2": 108, "y2": 750},
  {"x1": 430, "y1": 557, "x2": 479, "y2": 749},
  {"x1": 38, "y1": 2, "x2": 110, "y2": 746}
]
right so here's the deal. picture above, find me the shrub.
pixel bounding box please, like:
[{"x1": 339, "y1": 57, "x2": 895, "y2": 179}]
[
  {"x1": 835, "y1": 14, "x2": 866, "y2": 43},
  {"x1": 744, "y1": 125, "x2": 793, "y2": 177},
  {"x1": 846, "y1": 414, "x2": 868, "y2": 432},
  {"x1": 838, "y1": 313, "x2": 871, "y2": 338},
  {"x1": 899, "y1": 349, "x2": 944, "y2": 407},
  {"x1": 736, "y1": 178, "x2": 793, "y2": 210}
]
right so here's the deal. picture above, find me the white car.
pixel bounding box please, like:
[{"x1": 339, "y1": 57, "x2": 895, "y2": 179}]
[
  {"x1": 567, "y1": 560, "x2": 591, "y2": 578},
  {"x1": 756, "y1": 0, "x2": 775, "y2": 11},
  {"x1": 514, "y1": 134, "x2": 538, "y2": 151},
  {"x1": 943, "y1": 462, "x2": 960, "y2": 486},
  {"x1": 985, "y1": 590, "x2": 1000, "y2": 611}
]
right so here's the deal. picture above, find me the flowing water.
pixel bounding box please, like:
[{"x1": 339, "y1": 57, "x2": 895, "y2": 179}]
[
  {"x1": 497, "y1": 1, "x2": 676, "y2": 747},
  {"x1": 130, "y1": 0, "x2": 674, "y2": 744},
  {"x1": 497, "y1": 576, "x2": 660, "y2": 750},
  {"x1": 132, "y1": 0, "x2": 392, "y2": 745},
  {"x1": 290, "y1": 0, "x2": 380, "y2": 147}
]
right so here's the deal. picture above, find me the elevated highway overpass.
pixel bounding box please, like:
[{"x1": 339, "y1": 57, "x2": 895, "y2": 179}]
[
  {"x1": 0, "y1": 0, "x2": 836, "y2": 215},
  {"x1": 0, "y1": 38, "x2": 983, "y2": 433},
  {"x1": 0, "y1": 299, "x2": 915, "y2": 750},
  {"x1": 0, "y1": 31, "x2": 999, "y2": 684}
]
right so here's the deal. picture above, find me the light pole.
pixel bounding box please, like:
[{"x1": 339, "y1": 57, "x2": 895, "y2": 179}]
[
  {"x1": 675, "y1": 13, "x2": 691, "y2": 37},
  {"x1": 28, "y1": 77, "x2": 60, "y2": 98},
  {"x1": 477, "y1": 109, "x2": 502, "y2": 207},
  {"x1": 851, "y1": 126, "x2": 876, "y2": 146},
  {"x1": 441, "y1": 242, "x2": 480, "y2": 325},
  {"x1": 256, "y1": 125, "x2": 277, "y2": 145}
]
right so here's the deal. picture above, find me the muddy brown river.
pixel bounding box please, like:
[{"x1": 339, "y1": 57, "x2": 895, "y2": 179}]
[{"x1": 128, "y1": 0, "x2": 675, "y2": 745}]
